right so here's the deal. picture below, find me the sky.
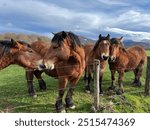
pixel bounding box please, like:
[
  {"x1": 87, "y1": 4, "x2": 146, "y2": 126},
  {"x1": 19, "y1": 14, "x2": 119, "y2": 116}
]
[{"x1": 0, "y1": 0, "x2": 150, "y2": 40}]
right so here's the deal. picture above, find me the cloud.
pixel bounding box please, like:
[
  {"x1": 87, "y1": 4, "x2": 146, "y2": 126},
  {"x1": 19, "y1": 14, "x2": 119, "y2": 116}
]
[
  {"x1": 0, "y1": 0, "x2": 150, "y2": 40},
  {"x1": 97, "y1": 0, "x2": 129, "y2": 6},
  {"x1": 105, "y1": 27, "x2": 150, "y2": 40},
  {"x1": 0, "y1": 0, "x2": 105, "y2": 35},
  {"x1": 116, "y1": 10, "x2": 150, "y2": 26}
]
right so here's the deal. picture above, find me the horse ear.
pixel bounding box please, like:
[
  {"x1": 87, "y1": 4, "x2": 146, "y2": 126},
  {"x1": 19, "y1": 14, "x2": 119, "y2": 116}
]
[
  {"x1": 11, "y1": 39, "x2": 22, "y2": 49},
  {"x1": 119, "y1": 36, "x2": 123, "y2": 42},
  {"x1": 51, "y1": 32, "x2": 55, "y2": 35},
  {"x1": 107, "y1": 34, "x2": 110, "y2": 40},
  {"x1": 11, "y1": 38, "x2": 17, "y2": 46},
  {"x1": 62, "y1": 31, "x2": 67, "y2": 39},
  {"x1": 99, "y1": 34, "x2": 101, "y2": 40}
]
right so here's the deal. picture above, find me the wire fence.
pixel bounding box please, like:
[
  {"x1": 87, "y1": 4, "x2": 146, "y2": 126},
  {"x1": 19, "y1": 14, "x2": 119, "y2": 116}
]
[{"x1": 0, "y1": 59, "x2": 149, "y2": 112}]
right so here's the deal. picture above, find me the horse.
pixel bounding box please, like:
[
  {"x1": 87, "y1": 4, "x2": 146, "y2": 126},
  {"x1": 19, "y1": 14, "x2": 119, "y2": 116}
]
[
  {"x1": 0, "y1": 39, "x2": 44, "y2": 70},
  {"x1": 25, "y1": 41, "x2": 50, "y2": 97},
  {"x1": 41, "y1": 31, "x2": 85, "y2": 112},
  {"x1": 108, "y1": 37, "x2": 147, "y2": 95},
  {"x1": 84, "y1": 34, "x2": 110, "y2": 94}
]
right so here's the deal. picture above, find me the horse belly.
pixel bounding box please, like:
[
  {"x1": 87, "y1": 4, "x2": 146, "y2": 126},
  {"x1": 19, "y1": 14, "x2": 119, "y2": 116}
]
[{"x1": 45, "y1": 69, "x2": 58, "y2": 78}]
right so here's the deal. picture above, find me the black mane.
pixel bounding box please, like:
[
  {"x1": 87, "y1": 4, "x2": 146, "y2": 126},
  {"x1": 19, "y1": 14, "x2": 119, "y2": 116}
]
[
  {"x1": 110, "y1": 38, "x2": 119, "y2": 45},
  {"x1": 0, "y1": 40, "x2": 30, "y2": 56},
  {"x1": 93, "y1": 36, "x2": 109, "y2": 51},
  {"x1": 110, "y1": 38, "x2": 124, "y2": 47},
  {"x1": 51, "y1": 31, "x2": 82, "y2": 49}
]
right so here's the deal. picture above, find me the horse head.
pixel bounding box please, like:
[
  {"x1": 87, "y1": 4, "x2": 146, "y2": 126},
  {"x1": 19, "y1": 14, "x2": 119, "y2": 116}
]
[
  {"x1": 43, "y1": 31, "x2": 82, "y2": 70},
  {"x1": 109, "y1": 36, "x2": 125, "y2": 62},
  {"x1": 10, "y1": 39, "x2": 45, "y2": 70},
  {"x1": 93, "y1": 34, "x2": 110, "y2": 61}
]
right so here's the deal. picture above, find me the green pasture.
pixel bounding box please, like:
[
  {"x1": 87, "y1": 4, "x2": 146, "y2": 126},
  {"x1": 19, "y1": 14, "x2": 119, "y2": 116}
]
[{"x1": 0, "y1": 50, "x2": 150, "y2": 113}]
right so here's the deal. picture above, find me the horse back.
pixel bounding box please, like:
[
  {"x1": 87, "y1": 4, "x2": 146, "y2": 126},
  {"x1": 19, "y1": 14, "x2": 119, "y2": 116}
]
[
  {"x1": 127, "y1": 46, "x2": 147, "y2": 62},
  {"x1": 31, "y1": 41, "x2": 51, "y2": 57},
  {"x1": 120, "y1": 46, "x2": 146, "y2": 70},
  {"x1": 83, "y1": 44, "x2": 94, "y2": 56}
]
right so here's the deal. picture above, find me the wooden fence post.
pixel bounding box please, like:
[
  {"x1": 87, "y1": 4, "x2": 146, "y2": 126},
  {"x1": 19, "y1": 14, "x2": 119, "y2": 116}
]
[
  {"x1": 145, "y1": 56, "x2": 150, "y2": 96},
  {"x1": 93, "y1": 59, "x2": 100, "y2": 111}
]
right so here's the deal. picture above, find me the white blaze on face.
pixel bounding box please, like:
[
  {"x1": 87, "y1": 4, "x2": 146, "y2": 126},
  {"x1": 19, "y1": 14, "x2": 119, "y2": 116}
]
[
  {"x1": 101, "y1": 40, "x2": 109, "y2": 57},
  {"x1": 103, "y1": 40, "x2": 107, "y2": 44}
]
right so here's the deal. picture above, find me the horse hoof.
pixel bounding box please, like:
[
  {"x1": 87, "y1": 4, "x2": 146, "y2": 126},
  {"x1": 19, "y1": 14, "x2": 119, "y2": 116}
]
[
  {"x1": 29, "y1": 94, "x2": 37, "y2": 98},
  {"x1": 135, "y1": 82, "x2": 142, "y2": 87},
  {"x1": 108, "y1": 86, "x2": 115, "y2": 91},
  {"x1": 116, "y1": 90, "x2": 123, "y2": 95},
  {"x1": 99, "y1": 93, "x2": 104, "y2": 96},
  {"x1": 99, "y1": 91, "x2": 103, "y2": 96},
  {"x1": 33, "y1": 95, "x2": 37, "y2": 98},
  {"x1": 69, "y1": 105, "x2": 76, "y2": 109},
  {"x1": 60, "y1": 109, "x2": 66, "y2": 113},
  {"x1": 56, "y1": 108, "x2": 66, "y2": 113},
  {"x1": 40, "y1": 89, "x2": 46, "y2": 92},
  {"x1": 85, "y1": 90, "x2": 90, "y2": 94}
]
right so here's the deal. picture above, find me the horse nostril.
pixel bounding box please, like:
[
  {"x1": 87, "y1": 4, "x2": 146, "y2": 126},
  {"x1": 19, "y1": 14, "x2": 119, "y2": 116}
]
[
  {"x1": 103, "y1": 56, "x2": 109, "y2": 60},
  {"x1": 39, "y1": 64, "x2": 46, "y2": 69}
]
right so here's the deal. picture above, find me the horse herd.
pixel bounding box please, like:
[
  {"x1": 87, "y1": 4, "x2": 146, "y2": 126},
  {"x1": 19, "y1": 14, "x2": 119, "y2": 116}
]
[{"x1": 0, "y1": 31, "x2": 147, "y2": 112}]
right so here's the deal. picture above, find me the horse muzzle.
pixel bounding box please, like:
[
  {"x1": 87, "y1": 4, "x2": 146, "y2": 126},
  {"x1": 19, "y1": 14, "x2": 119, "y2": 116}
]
[
  {"x1": 101, "y1": 54, "x2": 109, "y2": 61},
  {"x1": 102, "y1": 55, "x2": 109, "y2": 61},
  {"x1": 109, "y1": 56, "x2": 116, "y2": 62},
  {"x1": 44, "y1": 61, "x2": 55, "y2": 70},
  {"x1": 39, "y1": 64, "x2": 46, "y2": 70},
  {"x1": 37, "y1": 60, "x2": 46, "y2": 70}
]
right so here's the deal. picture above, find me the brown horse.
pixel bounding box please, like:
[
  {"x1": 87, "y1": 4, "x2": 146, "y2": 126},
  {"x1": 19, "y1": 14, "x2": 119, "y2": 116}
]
[
  {"x1": 25, "y1": 41, "x2": 50, "y2": 97},
  {"x1": 84, "y1": 34, "x2": 110, "y2": 94},
  {"x1": 108, "y1": 37, "x2": 147, "y2": 95},
  {"x1": 42, "y1": 31, "x2": 85, "y2": 112},
  {"x1": 0, "y1": 39, "x2": 44, "y2": 70}
]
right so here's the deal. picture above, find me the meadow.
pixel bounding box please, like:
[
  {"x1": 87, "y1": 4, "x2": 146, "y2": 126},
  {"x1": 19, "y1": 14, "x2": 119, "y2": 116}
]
[{"x1": 0, "y1": 51, "x2": 150, "y2": 113}]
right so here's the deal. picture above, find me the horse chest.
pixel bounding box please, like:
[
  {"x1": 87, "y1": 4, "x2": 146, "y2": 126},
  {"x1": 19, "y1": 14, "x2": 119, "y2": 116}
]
[{"x1": 0, "y1": 56, "x2": 12, "y2": 69}]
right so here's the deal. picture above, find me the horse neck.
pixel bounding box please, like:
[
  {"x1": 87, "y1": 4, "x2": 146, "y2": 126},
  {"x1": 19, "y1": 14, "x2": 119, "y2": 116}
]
[
  {"x1": 117, "y1": 48, "x2": 128, "y2": 60},
  {"x1": 0, "y1": 54, "x2": 14, "y2": 70},
  {"x1": 71, "y1": 46, "x2": 85, "y2": 70}
]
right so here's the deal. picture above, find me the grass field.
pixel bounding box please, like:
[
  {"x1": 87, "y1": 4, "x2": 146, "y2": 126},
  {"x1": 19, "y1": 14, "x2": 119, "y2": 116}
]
[{"x1": 0, "y1": 50, "x2": 150, "y2": 113}]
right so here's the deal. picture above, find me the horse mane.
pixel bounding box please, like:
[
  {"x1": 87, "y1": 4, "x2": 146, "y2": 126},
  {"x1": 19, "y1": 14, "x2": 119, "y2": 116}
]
[
  {"x1": 93, "y1": 36, "x2": 109, "y2": 51},
  {"x1": 51, "y1": 31, "x2": 82, "y2": 50},
  {"x1": 0, "y1": 40, "x2": 31, "y2": 56}
]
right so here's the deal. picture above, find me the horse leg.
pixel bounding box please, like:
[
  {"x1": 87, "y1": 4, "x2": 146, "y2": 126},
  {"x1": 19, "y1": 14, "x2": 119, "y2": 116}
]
[
  {"x1": 65, "y1": 78, "x2": 79, "y2": 109},
  {"x1": 85, "y1": 73, "x2": 92, "y2": 93},
  {"x1": 34, "y1": 70, "x2": 46, "y2": 91},
  {"x1": 99, "y1": 74, "x2": 103, "y2": 95},
  {"x1": 84, "y1": 66, "x2": 91, "y2": 93},
  {"x1": 134, "y1": 64, "x2": 144, "y2": 87},
  {"x1": 108, "y1": 70, "x2": 116, "y2": 91},
  {"x1": 55, "y1": 77, "x2": 68, "y2": 113},
  {"x1": 83, "y1": 66, "x2": 87, "y2": 80},
  {"x1": 133, "y1": 69, "x2": 139, "y2": 84},
  {"x1": 116, "y1": 70, "x2": 124, "y2": 95},
  {"x1": 26, "y1": 70, "x2": 36, "y2": 97}
]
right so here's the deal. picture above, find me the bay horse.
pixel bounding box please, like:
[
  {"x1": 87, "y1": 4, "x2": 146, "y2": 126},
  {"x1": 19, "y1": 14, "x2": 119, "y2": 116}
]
[
  {"x1": 84, "y1": 34, "x2": 110, "y2": 94},
  {"x1": 108, "y1": 37, "x2": 147, "y2": 95},
  {"x1": 25, "y1": 41, "x2": 50, "y2": 97},
  {"x1": 42, "y1": 31, "x2": 85, "y2": 112},
  {"x1": 0, "y1": 39, "x2": 44, "y2": 70}
]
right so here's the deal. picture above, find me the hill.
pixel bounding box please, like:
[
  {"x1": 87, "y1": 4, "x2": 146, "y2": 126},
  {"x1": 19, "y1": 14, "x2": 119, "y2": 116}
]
[{"x1": 0, "y1": 33, "x2": 150, "y2": 49}]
